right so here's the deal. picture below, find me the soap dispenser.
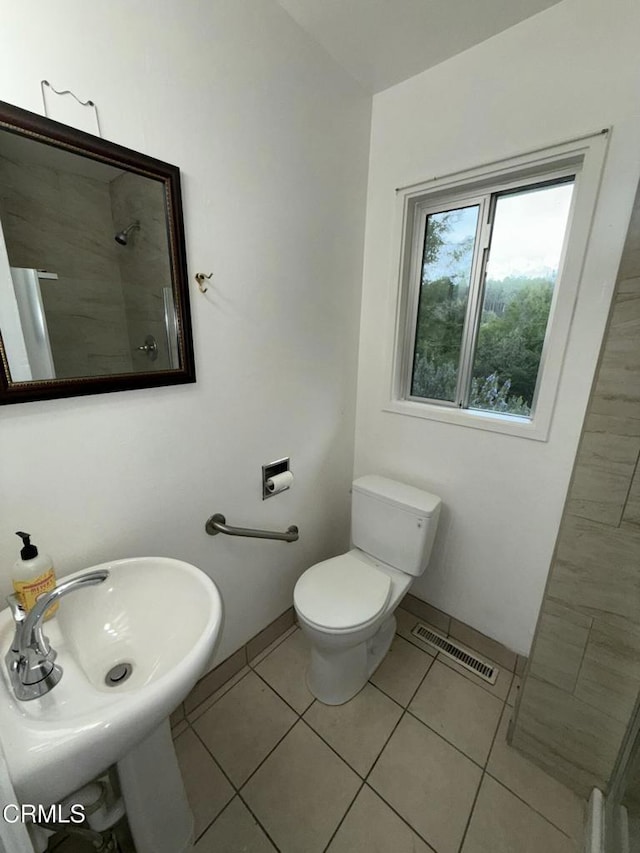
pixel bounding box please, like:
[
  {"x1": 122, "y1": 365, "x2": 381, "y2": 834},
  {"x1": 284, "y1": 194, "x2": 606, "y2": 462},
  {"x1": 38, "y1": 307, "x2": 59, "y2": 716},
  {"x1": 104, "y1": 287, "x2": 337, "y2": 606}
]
[{"x1": 12, "y1": 531, "x2": 58, "y2": 618}]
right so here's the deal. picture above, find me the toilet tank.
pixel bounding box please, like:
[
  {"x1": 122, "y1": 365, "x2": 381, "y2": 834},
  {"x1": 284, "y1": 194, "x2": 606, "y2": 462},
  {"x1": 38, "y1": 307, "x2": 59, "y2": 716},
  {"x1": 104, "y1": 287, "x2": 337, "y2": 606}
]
[{"x1": 351, "y1": 475, "x2": 441, "y2": 577}]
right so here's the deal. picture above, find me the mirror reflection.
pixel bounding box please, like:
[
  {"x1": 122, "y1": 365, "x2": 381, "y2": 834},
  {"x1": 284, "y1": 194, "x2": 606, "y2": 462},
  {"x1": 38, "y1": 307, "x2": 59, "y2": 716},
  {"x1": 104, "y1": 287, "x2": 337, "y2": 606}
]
[{"x1": 0, "y1": 130, "x2": 179, "y2": 382}]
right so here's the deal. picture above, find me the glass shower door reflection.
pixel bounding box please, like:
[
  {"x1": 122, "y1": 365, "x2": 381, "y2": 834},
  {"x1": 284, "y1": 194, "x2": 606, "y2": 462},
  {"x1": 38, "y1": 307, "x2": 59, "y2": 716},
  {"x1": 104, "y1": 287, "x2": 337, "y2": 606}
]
[{"x1": 607, "y1": 696, "x2": 640, "y2": 852}]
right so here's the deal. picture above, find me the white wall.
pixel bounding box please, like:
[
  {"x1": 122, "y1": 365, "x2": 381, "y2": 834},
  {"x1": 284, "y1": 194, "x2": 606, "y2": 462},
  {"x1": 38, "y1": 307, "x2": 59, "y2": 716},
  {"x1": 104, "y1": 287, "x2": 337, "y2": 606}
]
[
  {"x1": 354, "y1": 0, "x2": 640, "y2": 655},
  {"x1": 0, "y1": 0, "x2": 370, "y2": 665}
]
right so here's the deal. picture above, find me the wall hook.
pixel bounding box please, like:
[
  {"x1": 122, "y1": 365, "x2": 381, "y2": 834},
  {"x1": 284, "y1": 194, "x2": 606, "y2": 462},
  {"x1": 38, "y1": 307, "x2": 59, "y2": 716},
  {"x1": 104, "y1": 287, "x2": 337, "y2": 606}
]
[
  {"x1": 40, "y1": 80, "x2": 102, "y2": 137},
  {"x1": 195, "y1": 272, "x2": 212, "y2": 294}
]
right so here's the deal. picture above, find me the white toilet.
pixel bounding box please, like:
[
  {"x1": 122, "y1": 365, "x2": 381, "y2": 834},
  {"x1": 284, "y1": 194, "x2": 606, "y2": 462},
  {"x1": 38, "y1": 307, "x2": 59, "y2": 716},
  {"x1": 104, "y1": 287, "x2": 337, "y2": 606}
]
[{"x1": 294, "y1": 475, "x2": 441, "y2": 705}]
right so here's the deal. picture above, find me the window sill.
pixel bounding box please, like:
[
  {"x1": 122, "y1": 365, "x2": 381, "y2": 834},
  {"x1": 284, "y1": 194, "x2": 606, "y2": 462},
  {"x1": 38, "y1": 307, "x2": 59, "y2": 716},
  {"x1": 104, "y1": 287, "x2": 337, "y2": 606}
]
[{"x1": 383, "y1": 398, "x2": 550, "y2": 441}]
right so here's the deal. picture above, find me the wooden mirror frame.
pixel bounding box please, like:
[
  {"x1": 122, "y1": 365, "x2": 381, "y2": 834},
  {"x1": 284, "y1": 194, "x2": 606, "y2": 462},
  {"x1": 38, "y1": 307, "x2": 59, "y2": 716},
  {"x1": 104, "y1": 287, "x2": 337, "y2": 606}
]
[{"x1": 0, "y1": 100, "x2": 195, "y2": 405}]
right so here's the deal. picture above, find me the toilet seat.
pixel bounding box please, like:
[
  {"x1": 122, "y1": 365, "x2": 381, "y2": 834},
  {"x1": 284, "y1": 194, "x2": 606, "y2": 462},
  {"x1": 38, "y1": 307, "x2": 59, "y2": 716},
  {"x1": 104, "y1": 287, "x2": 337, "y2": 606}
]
[{"x1": 294, "y1": 551, "x2": 392, "y2": 631}]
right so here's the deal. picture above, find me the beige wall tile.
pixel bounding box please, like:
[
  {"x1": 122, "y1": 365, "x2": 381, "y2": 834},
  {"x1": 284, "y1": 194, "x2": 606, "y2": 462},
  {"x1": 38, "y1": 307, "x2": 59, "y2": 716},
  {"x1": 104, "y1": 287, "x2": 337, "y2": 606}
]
[
  {"x1": 573, "y1": 614, "x2": 640, "y2": 724},
  {"x1": 622, "y1": 458, "x2": 640, "y2": 527},
  {"x1": 512, "y1": 675, "x2": 626, "y2": 796},
  {"x1": 513, "y1": 189, "x2": 640, "y2": 796},
  {"x1": 549, "y1": 514, "x2": 640, "y2": 620},
  {"x1": 567, "y1": 430, "x2": 640, "y2": 526},
  {"x1": 185, "y1": 646, "x2": 248, "y2": 715},
  {"x1": 254, "y1": 629, "x2": 314, "y2": 713},
  {"x1": 401, "y1": 593, "x2": 450, "y2": 633},
  {"x1": 528, "y1": 600, "x2": 591, "y2": 692},
  {"x1": 515, "y1": 655, "x2": 528, "y2": 677},
  {"x1": 246, "y1": 607, "x2": 295, "y2": 663},
  {"x1": 506, "y1": 676, "x2": 520, "y2": 708}
]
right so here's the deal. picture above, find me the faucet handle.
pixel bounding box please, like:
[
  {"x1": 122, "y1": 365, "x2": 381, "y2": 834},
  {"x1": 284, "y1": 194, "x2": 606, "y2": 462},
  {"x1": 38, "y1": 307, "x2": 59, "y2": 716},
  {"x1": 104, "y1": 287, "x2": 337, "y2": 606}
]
[
  {"x1": 6, "y1": 594, "x2": 25, "y2": 624},
  {"x1": 6, "y1": 595, "x2": 26, "y2": 654}
]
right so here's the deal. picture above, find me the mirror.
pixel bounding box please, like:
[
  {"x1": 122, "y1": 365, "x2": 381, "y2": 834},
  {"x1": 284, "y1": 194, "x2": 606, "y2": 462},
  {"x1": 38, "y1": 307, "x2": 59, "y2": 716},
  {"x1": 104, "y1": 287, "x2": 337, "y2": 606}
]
[{"x1": 0, "y1": 100, "x2": 195, "y2": 404}]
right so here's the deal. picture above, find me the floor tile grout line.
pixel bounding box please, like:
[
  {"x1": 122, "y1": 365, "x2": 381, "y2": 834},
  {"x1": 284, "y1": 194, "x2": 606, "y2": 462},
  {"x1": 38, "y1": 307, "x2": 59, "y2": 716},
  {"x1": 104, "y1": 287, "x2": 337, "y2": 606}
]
[
  {"x1": 187, "y1": 720, "x2": 242, "y2": 793},
  {"x1": 185, "y1": 624, "x2": 299, "y2": 722},
  {"x1": 186, "y1": 632, "x2": 529, "y2": 853},
  {"x1": 364, "y1": 781, "x2": 443, "y2": 852},
  {"x1": 453, "y1": 695, "x2": 507, "y2": 853},
  {"x1": 482, "y1": 696, "x2": 508, "y2": 773},
  {"x1": 479, "y1": 701, "x2": 580, "y2": 844},
  {"x1": 483, "y1": 765, "x2": 581, "y2": 842},
  {"x1": 455, "y1": 768, "x2": 485, "y2": 853},
  {"x1": 297, "y1": 716, "x2": 369, "y2": 781},
  {"x1": 366, "y1": 677, "x2": 411, "y2": 711},
  {"x1": 186, "y1": 666, "x2": 254, "y2": 723},
  {"x1": 320, "y1": 779, "x2": 366, "y2": 853},
  {"x1": 361, "y1": 706, "x2": 439, "y2": 847},
  {"x1": 362, "y1": 644, "x2": 437, "y2": 782},
  {"x1": 248, "y1": 624, "x2": 300, "y2": 671},
  {"x1": 235, "y1": 790, "x2": 283, "y2": 852},
  {"x1": 403, "y1": 707, "x2": 494, "y2": 773},
  {"x1": 191, "y1": 793, "x2": 239, "y2": 847},
  {"x1": 251, "y1": 666, "x2": 314, "y2": 718},
  {"x1": 189, "y1": 788, "x2": 281, "y2": 851}
]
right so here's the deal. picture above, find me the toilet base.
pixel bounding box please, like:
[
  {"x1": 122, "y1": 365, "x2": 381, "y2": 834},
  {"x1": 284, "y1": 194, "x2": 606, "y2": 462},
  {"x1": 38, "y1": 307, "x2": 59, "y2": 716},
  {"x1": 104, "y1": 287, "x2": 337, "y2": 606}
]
[{"x1": 306, "y1": 614, "x2": 397, "y2": 705}]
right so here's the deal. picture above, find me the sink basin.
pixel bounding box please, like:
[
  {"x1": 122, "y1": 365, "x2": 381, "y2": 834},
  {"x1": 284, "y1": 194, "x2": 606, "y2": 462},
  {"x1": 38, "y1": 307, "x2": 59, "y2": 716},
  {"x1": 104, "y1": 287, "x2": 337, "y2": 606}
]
[{"x1": 0, "y1": 556, "x2": 222, "y2": 807}]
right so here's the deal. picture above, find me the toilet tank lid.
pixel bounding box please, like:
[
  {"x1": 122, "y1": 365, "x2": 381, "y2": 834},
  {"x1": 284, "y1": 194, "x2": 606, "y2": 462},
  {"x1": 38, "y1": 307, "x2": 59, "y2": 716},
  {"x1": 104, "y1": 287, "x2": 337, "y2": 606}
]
[{"x1": 353, "y1": 475, "x2": 441, "y2": 517}]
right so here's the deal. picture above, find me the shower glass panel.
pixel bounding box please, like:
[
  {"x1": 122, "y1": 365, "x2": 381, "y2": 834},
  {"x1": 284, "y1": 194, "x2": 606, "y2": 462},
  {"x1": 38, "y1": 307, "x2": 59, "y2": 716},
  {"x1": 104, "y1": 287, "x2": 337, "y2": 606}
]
[{"x1": 606, "y1": 693, "x2": 640, "y2": 852}]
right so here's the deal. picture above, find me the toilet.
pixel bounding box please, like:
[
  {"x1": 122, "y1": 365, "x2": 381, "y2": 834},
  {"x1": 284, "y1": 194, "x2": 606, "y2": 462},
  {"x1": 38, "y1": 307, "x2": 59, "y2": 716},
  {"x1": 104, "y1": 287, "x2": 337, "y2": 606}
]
[{"x1": 294, "y1": 475, "x2": 441, "y2": 705}]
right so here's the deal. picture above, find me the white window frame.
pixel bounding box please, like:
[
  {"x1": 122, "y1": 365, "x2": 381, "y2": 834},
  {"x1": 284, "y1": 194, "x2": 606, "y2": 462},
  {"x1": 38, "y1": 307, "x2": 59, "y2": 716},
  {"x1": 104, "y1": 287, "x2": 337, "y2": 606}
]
[{"x1": 384, "y1": 132, "x2": 610, "y2": 441}]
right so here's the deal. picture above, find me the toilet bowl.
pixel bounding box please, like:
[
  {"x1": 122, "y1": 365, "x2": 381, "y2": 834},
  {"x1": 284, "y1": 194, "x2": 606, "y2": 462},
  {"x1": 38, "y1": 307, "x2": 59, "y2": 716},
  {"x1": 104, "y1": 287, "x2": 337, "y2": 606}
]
[{"x1": 294, "y1": 476, "x2": 441, "y2": 705}]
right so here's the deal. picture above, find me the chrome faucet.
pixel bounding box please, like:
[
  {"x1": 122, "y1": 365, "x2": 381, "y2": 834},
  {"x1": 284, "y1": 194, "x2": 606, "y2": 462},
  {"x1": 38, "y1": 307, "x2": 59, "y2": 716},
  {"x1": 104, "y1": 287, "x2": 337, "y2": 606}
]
[{"x1": 5, "y1": 569, "x2": 109, "y2": 701}]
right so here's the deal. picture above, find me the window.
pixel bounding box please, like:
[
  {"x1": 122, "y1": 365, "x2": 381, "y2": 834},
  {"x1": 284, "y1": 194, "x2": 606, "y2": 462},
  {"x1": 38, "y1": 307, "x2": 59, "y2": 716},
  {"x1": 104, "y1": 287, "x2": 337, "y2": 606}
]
[
  {"x1": 388, "y1": 134, "x2": 609, "y2": 440},
  {"x1": 407, "y1": 175, "x2": 574, "y2": 417}
]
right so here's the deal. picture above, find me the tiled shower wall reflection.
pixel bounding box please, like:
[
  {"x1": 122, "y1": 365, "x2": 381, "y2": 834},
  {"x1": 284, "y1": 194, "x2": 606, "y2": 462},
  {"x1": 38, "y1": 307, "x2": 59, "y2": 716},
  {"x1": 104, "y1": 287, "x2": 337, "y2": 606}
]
[{"x1": 512, "y1": 184, "x2": 640, "y2": 798}]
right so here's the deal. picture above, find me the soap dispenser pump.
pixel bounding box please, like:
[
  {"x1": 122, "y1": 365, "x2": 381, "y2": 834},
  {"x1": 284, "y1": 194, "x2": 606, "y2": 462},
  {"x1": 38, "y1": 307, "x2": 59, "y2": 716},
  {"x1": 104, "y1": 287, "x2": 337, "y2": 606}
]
[{"x1": 12, "y1": 531, "x2": 58, "y2": 617}]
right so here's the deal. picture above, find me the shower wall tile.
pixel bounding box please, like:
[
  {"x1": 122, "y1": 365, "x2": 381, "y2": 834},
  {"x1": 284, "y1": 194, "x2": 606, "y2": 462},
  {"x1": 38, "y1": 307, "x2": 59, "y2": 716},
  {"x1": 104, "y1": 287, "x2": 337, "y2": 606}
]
[
  {"x1": 573, "y1": 615, "x2": 640, "y2": 725},
  {"x1": 622, "y1": 459, "x2": 640, "y2": 527},
  {"x1": 0, "y1": 151, "x2": 133, "y2": 378},
  {"x1": 527, "y1": 600, "x2": 591, "y2": 692},
  {"x1": 548, "y1": 514, "x2": 640, "y2": 620},
  {"x1": 512, "y1": 184, "x2": 640, "y2": 797},
  {"x1": 110, "y1": 171, "x2": 173, "y2": 372},
  {"x1": 511, "y1": 675, "x2": 627, "y2": 797},
  {"x1": 566, "y1": 428, "x2": 640, "y2": 525}
]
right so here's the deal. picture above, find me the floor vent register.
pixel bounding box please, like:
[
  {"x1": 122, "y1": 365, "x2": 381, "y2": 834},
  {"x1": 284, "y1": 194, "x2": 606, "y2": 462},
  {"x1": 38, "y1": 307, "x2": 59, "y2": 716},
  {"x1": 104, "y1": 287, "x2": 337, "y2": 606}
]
[{"x1": 410, "y1": 623, "x2": 498, "y2": 685}]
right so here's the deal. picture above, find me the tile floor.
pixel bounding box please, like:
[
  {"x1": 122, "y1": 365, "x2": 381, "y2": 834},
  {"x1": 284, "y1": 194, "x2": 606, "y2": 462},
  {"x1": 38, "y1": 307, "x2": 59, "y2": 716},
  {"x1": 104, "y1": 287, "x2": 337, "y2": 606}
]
[{"x1": 173, "y1": 608, "x2": 586, "y2": 853}]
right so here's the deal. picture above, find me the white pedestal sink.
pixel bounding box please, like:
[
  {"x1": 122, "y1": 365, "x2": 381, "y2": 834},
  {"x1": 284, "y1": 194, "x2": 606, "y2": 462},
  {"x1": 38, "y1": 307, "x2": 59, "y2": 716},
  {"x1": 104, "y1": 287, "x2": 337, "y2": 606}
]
[{"x1": 0, "y1": 556, "x2": 223, "y2": 853}]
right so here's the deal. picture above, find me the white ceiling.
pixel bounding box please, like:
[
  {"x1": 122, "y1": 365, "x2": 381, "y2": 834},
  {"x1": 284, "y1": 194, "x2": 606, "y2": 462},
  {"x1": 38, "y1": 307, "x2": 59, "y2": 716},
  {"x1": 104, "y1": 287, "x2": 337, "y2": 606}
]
[{"x1": 276, "y1": 0, "x2": 564, "y2": 93}]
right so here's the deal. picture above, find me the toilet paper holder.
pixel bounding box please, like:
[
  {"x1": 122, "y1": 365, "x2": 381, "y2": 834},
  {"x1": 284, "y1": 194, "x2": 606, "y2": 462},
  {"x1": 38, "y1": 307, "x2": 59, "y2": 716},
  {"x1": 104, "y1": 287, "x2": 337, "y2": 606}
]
[{"x1": 262, "y1": 457, "x2": 292, "y2": 500}]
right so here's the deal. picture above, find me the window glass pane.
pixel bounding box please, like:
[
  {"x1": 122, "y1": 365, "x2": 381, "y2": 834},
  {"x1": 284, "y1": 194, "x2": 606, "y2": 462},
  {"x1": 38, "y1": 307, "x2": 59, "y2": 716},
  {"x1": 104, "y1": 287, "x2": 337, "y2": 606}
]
[
  {"x1": 411, "y1": 205, "x2": 479, "y2": 401},
  {"x1": 470, "y1": 179, "x2": 574, "y2": 417}
]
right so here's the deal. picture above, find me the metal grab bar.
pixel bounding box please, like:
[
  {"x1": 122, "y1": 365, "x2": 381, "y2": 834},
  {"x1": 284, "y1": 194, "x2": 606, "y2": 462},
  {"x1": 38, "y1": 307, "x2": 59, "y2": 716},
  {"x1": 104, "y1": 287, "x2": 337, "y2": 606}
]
[{"x1": 205, "y1": 513, "x2": 299, "y2": 543}]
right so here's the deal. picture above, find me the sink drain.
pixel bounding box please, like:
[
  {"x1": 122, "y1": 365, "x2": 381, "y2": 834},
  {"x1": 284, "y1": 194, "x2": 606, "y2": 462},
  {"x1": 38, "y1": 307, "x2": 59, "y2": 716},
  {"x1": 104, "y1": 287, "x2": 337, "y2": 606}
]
[{"x1": 104, "y1": 662, "x2": 133, "y2": 686}]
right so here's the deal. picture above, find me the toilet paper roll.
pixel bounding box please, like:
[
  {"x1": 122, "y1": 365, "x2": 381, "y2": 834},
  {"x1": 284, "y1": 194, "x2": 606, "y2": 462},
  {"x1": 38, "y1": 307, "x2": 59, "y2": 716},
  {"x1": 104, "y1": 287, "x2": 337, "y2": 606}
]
[{"x1": 266, "y1": 471, "x2": 293, "y2": 494}]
